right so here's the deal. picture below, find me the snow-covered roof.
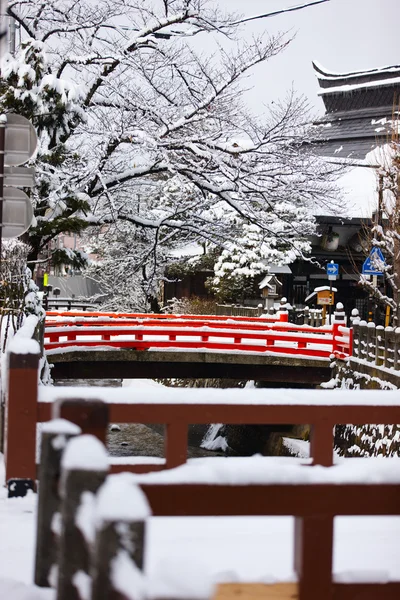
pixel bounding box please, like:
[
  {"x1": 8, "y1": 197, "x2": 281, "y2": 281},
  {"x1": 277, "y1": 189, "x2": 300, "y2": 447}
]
[
  {"x1": 305, "y1": 286, "x2": 337, "y2": 302},
  {"x1": 258, "y1": 274, "x2": 282, "y2": 290}
]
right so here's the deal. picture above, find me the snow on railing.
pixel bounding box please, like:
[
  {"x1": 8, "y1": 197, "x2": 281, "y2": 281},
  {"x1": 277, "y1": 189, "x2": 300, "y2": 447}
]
[
  {"x1": 32, "y1": 398, "x2": 400, "y2": 600},
  {"x1": 43, "y1": 305, "x2": 351, "y2": 360}
]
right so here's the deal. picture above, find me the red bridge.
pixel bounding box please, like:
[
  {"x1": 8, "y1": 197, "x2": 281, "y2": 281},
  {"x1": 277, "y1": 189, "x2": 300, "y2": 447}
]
[{"x1": 44, "y1": 309, "x2": 351, "y2": 384}]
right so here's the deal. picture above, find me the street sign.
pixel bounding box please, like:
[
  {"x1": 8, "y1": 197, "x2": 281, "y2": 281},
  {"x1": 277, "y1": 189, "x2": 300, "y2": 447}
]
[
  {"x1": 326, "y1": 262, "x2": 339, "y2": 276},
  {"x1": 4, "y1": 114, "x2": 38, "y2": 167},
  {"x1": 1, "y1": 188, "x2": 33, "y2": 238},
  {"x1": 4, "y1": 166, "x2": 35, "y2": 187},
  {"x1": 362, "y1": 247, "x2": 386, "y2": 276}
]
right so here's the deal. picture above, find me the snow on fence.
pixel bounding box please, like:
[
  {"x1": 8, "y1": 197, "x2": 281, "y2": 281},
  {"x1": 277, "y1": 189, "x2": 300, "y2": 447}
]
[
  {"x1": 43, "y1": 305, "x2": 351, "y2": 359},
  {"x1": 215, "y1": 303, "x2": 264, "y2": 317},
  {"x1": 33, "y1": 407, "x2": 400, "y2": 600},
  {"x1": 352, "y1": 319, "x2": 400, "y2": 371}
]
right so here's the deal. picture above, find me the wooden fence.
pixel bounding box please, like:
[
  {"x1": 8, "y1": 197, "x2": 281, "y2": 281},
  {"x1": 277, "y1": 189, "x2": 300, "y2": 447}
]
[
  {"x1": 352, "y1": 319, "x2": 400, "y2": 370},
  {"x1": 32, "y1": 399, "x2": 400, "y2": 600},
  {"x1": 216, "y1": 303, "x2": 264, "y2": 317}
]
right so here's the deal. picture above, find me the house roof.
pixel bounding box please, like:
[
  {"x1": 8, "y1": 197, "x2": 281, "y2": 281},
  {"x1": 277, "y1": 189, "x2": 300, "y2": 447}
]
[{"x1": 310, "y1": 62, "x2": 399, "y2": 160}]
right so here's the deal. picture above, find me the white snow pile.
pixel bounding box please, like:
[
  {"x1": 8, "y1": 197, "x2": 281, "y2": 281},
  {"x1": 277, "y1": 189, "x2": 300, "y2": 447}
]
[
  {"x1": 122, "y1": 455, "x2": 400, "y2": 486},
  {"x1": 61, "y1": 434, "x2": 109, "y2": 472},
  {"x1": 7, "y1": 315, "x2": 40, "y2": 355},
  {"x1": 96, "y1": 474, "x2": 152, "y2": 525}
]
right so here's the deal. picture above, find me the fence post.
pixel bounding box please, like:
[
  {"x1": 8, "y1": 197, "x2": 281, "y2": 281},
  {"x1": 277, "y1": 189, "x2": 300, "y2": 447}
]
[
  {"x1": 331, "y1": 303, "x2": 346, "y2": 356},
  {"x1": 395, "y1": 327, "x2": 400, "y2": 371},
  {"x1": 384, "y1": 326, "x2": 395, "y2": 369},
  {"x1": 165, "y1": 421, "x2": 188, "y2": 469},
  {"x1": 5, "y1": 345, "x2": 40, "y2": 495},
  {"x1": 278, "y1": 297, "x2": 289, "y2": 322},
  {"x1": 303, "y1": 306, "x2": 310, "y2": 326},
  {"x1": 56, "y1": 434, "x2": 109, "y2": 600},
  {"x1": 294, "y1": 515, "x2": 333, "y2": 600},
  {"x1": 366, "y1": 322, "x2": 376, "y2": 363},
  {"x1": 34, "y1": 419, "x2": 82, "y2": 588},
  {"x1": 352, "y1": 319, "x2": 360, "y2": 358},
  {"x1": 91, "y1": 477, "x2": 151, "y2": 600},
  {"x1": 375, "y1": 325, "x2": 385, "y2": 366},
  {"x1": 358, "y1": 321, "x2": 368, "y2": 360},
  {"x1": 55, "y1": 398, "x2": 109, "y2": 445}
]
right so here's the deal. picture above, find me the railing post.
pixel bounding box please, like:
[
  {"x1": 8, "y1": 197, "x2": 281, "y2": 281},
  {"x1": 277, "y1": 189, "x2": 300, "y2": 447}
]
[
  {"x1": 310, "y1": 421, "x2": 334, "y2": 467},
  {"x1": 384, "y1": 326, "x2": 395, "y2": 369},
  {"x1": 332, "y1": 303, "x2": 345, "y2": 355},
  {"x1": 278, "y1": 297, "x2": 289, "y2": 322},
  {"x1": 92, "y1": 477, "x2": 150, "y2": 600},
  {"x1": 56, "y1": 435, "x2": 109, "y2": 600},
  {"x1": 165, "y1": 421, "x2": 188, "y2": 469},
  {"x1": 294, "y1": 515, "x2": 333, "y2": 600},
  {"x1": 375, "y1": 325, "x2": 385, "y2": 366},
  {"x1": 34, "y1": 419, "x2": 81, "y2": 587},
  {"x1": 395, "y1": 327, "x2": 400, "y2": 370},
  {"x1": 352, "y1": 318, "x2": 360, "y2": 358},
  {"x1": 358, "y1": 320, "x2": 368, "y2": 360},
  {"x1": 366, "y1": 322, "x2": 376, "y2": 363},
  {"x1": 5, "y1": 346, "x2": 40, "y2": 494},
  {"x1": 55, "y1": 398, "x2": 109, "y2": 445}
]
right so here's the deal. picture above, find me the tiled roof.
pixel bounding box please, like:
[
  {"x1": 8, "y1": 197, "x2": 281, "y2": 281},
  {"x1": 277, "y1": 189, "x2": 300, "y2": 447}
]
[{"x1": 310, "y1": 62, "x2": 399, "y2": 159}]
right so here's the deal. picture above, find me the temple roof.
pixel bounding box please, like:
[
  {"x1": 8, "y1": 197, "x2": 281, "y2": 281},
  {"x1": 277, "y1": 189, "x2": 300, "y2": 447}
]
[{"x1": 311, "y1": 62, "x2": 400, "y2": 159}]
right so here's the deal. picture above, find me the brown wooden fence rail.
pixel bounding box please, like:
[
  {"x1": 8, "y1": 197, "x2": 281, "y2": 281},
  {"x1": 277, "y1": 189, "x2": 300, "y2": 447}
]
[
  {"x1": 4, "y1": 344, "x2": 400, "y2": 483},
  {"x1": 33, "y1": 409, "x2": 400, "y2": 600}
]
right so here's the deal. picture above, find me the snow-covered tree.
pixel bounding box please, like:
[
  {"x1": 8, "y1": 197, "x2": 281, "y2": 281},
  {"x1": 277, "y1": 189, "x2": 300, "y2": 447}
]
[
  {"x1": 1, "y1": 0, "x2": 340, "y2": 307},
  {"x1": 361, "y1": 125, "x2": 400, "y2": 323}
]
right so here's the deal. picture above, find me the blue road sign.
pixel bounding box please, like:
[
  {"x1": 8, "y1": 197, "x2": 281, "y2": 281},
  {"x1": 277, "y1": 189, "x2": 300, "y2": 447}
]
[
  {"x1": 326, "y1": 262, "x2": 339, "y2": 276},
  {"x1": 362, "y1": 247, "x2": 386, "y2": 276}
]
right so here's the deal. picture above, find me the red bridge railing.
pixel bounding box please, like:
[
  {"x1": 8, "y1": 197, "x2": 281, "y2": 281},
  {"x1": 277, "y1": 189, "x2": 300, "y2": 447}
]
[{"x1": 44, "y1": 310, "x2": 351, "y2": 359}]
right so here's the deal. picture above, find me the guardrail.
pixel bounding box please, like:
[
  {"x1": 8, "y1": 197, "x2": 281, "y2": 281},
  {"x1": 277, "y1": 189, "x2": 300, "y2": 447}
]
[
  {"x1": 32, "y1": 400, "x2": 400, "y2": 600},
  {"x1": 43, "y1": 309, "x2": 351, "y2": 359}
]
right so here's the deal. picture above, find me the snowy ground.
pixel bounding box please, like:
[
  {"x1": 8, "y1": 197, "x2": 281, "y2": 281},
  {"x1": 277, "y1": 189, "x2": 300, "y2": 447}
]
[{"x1": 1, "y1": 451, "x2": 400, "y2": 599}]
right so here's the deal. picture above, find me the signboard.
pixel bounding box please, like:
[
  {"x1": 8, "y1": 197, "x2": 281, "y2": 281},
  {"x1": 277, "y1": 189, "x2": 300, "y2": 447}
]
[
  {"x1": 4, "y1": 114, "x2": 38, "y2": 167},
  {"x1": 317, "y1": 290, "x2": 334, "y2": 306},
  {"x1": 2, "y1": 188, "x2": 33, "y2": 238},
  {"x1": 362, "y1": 247, "x2": 386, "y2": 276}
]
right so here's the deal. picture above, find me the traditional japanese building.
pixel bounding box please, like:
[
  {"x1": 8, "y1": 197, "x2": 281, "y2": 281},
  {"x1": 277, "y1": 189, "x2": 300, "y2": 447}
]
[
  {"x1": 288, "y1": 62, "x2": 400, "y2": 319},
  {"x1": 310, "y1": 61, "x2": 400, "y2": 159}
]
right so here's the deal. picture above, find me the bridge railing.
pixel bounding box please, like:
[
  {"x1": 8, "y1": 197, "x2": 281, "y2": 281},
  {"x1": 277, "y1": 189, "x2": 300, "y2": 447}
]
[
  {"x1": 45, "y1": 309, "x2": 290, "y2": 323},
  {"x1": 352, "y1": 319, "x2": 400, "y2": 371},
  {"x1": 43, "y1": 308, "x2": 351, "y2": 359},
  {"x1": 32, "y1": 399, "x2": 400, "y2": 600}
]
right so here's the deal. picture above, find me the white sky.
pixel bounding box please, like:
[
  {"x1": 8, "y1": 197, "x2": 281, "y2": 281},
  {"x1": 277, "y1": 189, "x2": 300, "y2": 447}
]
[{"x1": 217, "y1": 0, "x2": 399, "y2": 117}]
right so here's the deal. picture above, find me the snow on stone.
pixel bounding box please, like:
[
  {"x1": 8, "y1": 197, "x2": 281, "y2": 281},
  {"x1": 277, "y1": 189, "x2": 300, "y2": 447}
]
[
  {"x1": 61, "y1": 435, "x2": 109, "y2": 472},
  {"x1": 96, "y1": 474, "x2": 151, "y2": 524}
]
